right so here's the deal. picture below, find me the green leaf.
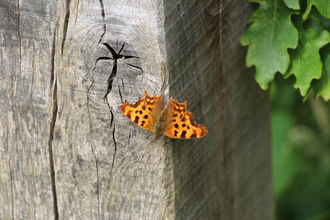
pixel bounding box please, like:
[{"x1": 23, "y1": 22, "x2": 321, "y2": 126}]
[
  {"x1": 240, "y1": 0, "x2": 298, "y2": 90},
  {"x1": 284, "y1": 0, "x2": 300, "y2": 10},
  {"x1": 284, "y1": 17, "x2": 330, "y2": 96},
  {"x1": 305, "y1": 10, "x2": 328, "y2": 32},
  {"x1": 303, "y1": 0, "x2": 330, "y2": 20},
  {"x1": 314, "y1": 44, "x2": 330, "y2": 100}
]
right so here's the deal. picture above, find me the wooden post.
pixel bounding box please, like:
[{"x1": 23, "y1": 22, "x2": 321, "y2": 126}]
[{"x1": 0, "y1": 0, "x2": 274, "y2": 219}]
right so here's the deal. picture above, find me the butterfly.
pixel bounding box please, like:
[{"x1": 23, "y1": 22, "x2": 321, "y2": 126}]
[{"x1": 120, "y1": 91, "x2": 208, "y2": 139}]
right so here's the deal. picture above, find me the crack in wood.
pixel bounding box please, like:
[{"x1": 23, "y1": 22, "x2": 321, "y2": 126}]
[
  {"x1": 87, "y1": 15, "x2": 106, "y2": 215},
  {"x1": 48, "y1": 80, "x2": 59, "y2": 220},
  {"x1": 61, "y1": 0, "x2": 71, "y2": 55},
  {"x1": 95, "y1": 43, "x2": 140, "y2": 99},
  {"x1": 110, "y1": 125, "x2": 117, "y2": 176},
  {"x1": 94, "y1": 41, "x2": 141, "y2": 218},
  {"x1": 86, "y1": 80, "x2": 101, "y2": 219},
  {"x1": 98, "y1": 0, "x2": 105, "y2": 19},
  {"x1": 47, "y1": 28, "x2": 59, "y2": 219},
  {"x1": 98, "y1": 0, "x2": 106, "y2": 44}
]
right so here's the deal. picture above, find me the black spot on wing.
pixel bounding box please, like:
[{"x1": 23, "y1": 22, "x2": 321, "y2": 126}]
[
  {"x1": 180, "y1": 131, "x2": 187, "y2": 138},
  {"x1": 134, "y1": 116, "x2": 139, "y2": 124},
  {"x1": 190, "y1": 134, "x2": 197, "y2": 138},
  {"x1": 190, "y1": 130, "x2": 197, "y2": 138}
]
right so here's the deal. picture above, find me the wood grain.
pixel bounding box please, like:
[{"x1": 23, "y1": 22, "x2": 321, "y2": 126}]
[
  {"x1": 164, "y1": 0, "x2": 274, "y2": 219},
  {"x1": 0, "y1": 0, "x2": 56, "y2": 219}
]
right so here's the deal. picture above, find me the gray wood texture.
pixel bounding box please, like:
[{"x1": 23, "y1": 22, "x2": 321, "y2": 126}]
[{"x1": 0, "y1": 0, "x2": 274, "y2": 219}]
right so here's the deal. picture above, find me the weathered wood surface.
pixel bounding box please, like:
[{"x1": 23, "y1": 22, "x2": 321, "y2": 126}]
[
  {"x1": 164, "y1": 1, "x2": 274, "y2": 219},
  {"x1": 0, "y1": 0, "x2": 274, "y2": 219}
]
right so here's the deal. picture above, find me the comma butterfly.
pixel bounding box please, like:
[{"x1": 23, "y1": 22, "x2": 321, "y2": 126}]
[{"x1": 120, "y1": 91, "x2": 208, "y2": 139}]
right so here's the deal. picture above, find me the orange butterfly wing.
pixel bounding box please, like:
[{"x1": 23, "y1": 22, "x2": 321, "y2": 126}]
[
  {"x1": 120, "y1": 91, "x2": 163, "y2": 132},
  {"x1": 162, "y1": 98, "x2": 208, "y2": 139}
]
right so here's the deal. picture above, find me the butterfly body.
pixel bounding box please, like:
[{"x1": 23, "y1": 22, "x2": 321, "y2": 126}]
[
  {"x1": 120, "y1": 91, "x2": 208, "y2": 139},
  {"x1": 154, "y1": 108, "x2": 170, "y2": 139}
]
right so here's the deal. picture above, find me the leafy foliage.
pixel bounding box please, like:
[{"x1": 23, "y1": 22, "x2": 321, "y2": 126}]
[
  {"x1": 271, "y1": 79, "x2": 330, "y2": 220},
  {"x1": 241, "y1": 0, "x2": 330, "y2": 100}
]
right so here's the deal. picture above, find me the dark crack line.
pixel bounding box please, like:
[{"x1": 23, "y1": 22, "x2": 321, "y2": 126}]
[
  {"x1": 93, "y1": 6, "x2": 138, "y2": 215},
  {"x1": 124, "y1": 62, "x2": 143, "y2": 74},
  {"x1": 120, "y1": 78, "x2": 125, "y2": 91},
  {"x1": 118, "y1": 85, "x2": 123, "y2": 103},
  {"x1": 61, "y1": 0, "x2": 71, "y2": 55},
  {"x1": 48, "y1": 80, "x2": 59, "y2": 220},
  {"x1": 109, "y1": 109, "x2": 114, "y2": 128},
  {"x1": 104, "y1": 59, "x2": 117, "y2": 99},
  {"x1": 88, "y1": 2, "x2": 105, "y2": 219},
  {"x1": 104, "y1": 97, "x2": 114, "y2": 127},
  {"x1": 86, "y1": 80, "x2": 95, "y2": 134},
  {"x1": 48, "y1": 27, "x2": 59, "y2": 220},
  {"x1": 86, "y1": 80, "x2": 100, "y2": 220},
  {"x1": 99, "y1": 0, "x2": 105, "y2": 18},
  {"x1": 73, "y1": 0, "x2": 79, "y2": 28},
  {"x1": 95, "y1": 43, "x2": 140, "y2": 99},
  {"x1": 98, "y1": 0, "x2": 106, "y2": 44},
  {"x1": 110, "y1": 125, "x2": 117, "y2": 175}
]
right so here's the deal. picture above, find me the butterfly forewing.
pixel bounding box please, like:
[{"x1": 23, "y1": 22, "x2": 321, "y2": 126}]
[
  {"x1": 162, "y1": 98, "x2": 208, "y2": 139},
  {"x1": 120, "y1": 91, "x2": 163, "y2": 132}
]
